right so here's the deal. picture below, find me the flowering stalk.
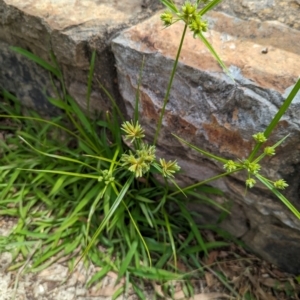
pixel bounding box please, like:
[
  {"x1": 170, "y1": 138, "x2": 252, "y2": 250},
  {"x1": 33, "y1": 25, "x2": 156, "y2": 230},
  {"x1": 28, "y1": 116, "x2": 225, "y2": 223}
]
[{"x1": 122, "y1": 120, "x2": 180, "y2": 179}]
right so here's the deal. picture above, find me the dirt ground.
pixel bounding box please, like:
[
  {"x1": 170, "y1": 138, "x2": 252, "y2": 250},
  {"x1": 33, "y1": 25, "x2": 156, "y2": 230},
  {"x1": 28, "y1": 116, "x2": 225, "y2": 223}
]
[{"x1": 1, "y1": 216, "x2": 299, "y2": 300}]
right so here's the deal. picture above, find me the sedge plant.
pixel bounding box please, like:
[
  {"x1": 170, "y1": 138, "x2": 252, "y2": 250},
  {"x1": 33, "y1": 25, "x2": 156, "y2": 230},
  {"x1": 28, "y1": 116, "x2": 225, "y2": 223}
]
[
  {"x1": 0, "y1": 46, "x2": 231, "y2": 299},
  {"x1": 1, "y1": 0, "x2": 299, "y2": 299},
  {"x1": 156, "y1": 0, "x2": 300, "y2": 219}
]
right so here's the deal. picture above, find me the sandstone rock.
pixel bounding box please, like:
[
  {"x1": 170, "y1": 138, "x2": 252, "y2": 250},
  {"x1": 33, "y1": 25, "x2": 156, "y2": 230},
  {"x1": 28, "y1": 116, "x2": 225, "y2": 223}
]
[
  {"x1": 111, "y1": 11, "x2": 300, "y2": 273},
  {"x1": 0, "y1": 0, "x2": 162, "y2": 113}
]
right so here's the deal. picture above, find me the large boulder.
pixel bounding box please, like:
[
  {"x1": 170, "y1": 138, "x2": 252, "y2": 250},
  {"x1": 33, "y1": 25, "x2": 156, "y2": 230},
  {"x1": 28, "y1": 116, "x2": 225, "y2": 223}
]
[
  {"x1": 0, "y1": 0, "x2": 162, "y2": 113},
  {"x1": 111, "y1": 11, "x2": 300, "y2": 273},
  {"x1": 216, "y1": 0, "x2": 300, "y2": 30}
]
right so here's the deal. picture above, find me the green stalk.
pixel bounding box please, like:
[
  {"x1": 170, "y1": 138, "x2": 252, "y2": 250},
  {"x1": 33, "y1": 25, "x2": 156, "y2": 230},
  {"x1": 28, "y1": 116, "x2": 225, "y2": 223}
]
[
  {"x1": 153, "y1": 23, "x2": 188, "y2": 145},
  {"x1": 248, "y1": 78, "x2": 300, "y2": 161},
  {"x1": 169, "y1": 169, "x2": 242, "y2": 197}
]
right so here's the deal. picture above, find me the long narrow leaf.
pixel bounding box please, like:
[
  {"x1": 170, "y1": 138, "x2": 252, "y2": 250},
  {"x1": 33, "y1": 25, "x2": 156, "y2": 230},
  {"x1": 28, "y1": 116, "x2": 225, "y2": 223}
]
[
  {"x1": 172, "y1": 134, "x2": 228, "y2": 163},
  {"x1": 255, "y1": 174, "x2": 300, "y2": 219},
  {"x1": 160, "y1": 0, "x2": 179, "y2": 14},
  {"x1": 199, "y1": 0, "x2": 223, "y2": 15},
  {"x1": 249, "y1": 78, "x2": 300, "y2": 160},
  {"x1": 197, "y1": 31, "x2": 234, "y2": 81},
  {"x1": 18, "y1": 136, "x2": 99, "y2": 171},
  {"x1": 10, "y1": 47, "x2": 60, "y2": 78},
  {"x1": 118, "y1": 241, "x2": 138, "y2": 279},
  {"x1": 87, "y1": 50, "x2": 96, "y2": 114},
  {"x1": 76, "y1": 175, "x2": 134, "y2": 266}
]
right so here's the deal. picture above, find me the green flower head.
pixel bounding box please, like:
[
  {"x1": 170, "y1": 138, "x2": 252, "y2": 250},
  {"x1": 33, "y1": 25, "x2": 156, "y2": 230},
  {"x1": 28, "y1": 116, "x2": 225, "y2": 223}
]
[
  {"x1": 264, "y1": 146, "x2": 276, "y2": 156},
  {"x1": 274, "y1": 179, "x2": 288, "y2": 190},
  {"x1": 223, "y1": 160, "x2": 237, "y2": 172},
  {"x1": 121, "y1": 120, "x2": 145, "y2": 143},
  {"x1": 253, "y1": 132, "x2": 267, "y2": 143},
  {"x1": 244, "y1": 160, "x2": 261, "y2": 175},
  {"x1": 246, "y1": 178, "x2": 256, "y2": 188},
  {"x1": 121, "y1": 151, "x2": 149, "y2": 178},
  {"x1": 160, "y1": 158, "x2": 180, "y2": 178},
  {"x1": 160, "y1": 11, "x2": 173, "y2": 26},
  {"x1": 182, "y1": 1, "x2": 197, "y2": 16},
  {"x1": 136, "y1": 143, "x2": 156, "y2": 164},
  {"x1": 189, "y1": 17, "x2": 208, "y2": 35},
  {"x1": 98, "y1": 169, "x2": 114, "y2": 185}
]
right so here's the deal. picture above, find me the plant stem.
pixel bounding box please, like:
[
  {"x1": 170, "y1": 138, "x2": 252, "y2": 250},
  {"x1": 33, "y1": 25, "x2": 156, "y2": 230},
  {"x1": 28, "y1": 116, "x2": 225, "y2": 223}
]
[
  {"x1": 248, "y1": 78, "x2": 300, "y2": 161},
  {"x1": 153, "y1": 23, "x2": 188, "y2": 145},
  {"x1": 169, "y1": 169, "x2": 242, "y2": 197}
]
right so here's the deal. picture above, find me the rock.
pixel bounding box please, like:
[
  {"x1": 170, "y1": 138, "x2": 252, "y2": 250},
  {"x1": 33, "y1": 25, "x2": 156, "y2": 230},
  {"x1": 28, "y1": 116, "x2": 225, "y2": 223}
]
[
  {"x1": 216, "y1": 0, "x2": 300, "y2": 30},
  {"x1": 0, "y1": 0, "x2": 163, "y2": 113},
  {"x1": 111, "y1": 11, "x2": 300, "y2": 273}
]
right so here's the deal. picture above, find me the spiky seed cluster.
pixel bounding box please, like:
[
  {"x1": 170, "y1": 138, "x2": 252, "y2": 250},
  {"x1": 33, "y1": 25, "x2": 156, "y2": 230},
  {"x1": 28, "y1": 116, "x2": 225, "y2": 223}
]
[
  {"x1": 274, "y1": 179, "x2": 288, "y2": 190},
  {"x1": 246, "y1": 178, "x2": 256, "y2": 188},
  {"x1": 182, "y1": 1, "x2": 196, "y2": 16},
  {"x1": 189, "y1": 18, "x2": 208, "y2": 35},
  {"x1": 121, "y1": 120, "x2": 145, "y2": 143},
  {"x1": 121, "y1": 150, "x2": 150, "y2": 178},
  {"x1": 98, "y1": 169, "x2": 115, "y2": 185},
  {"x1": 121, "y1": 121, "x2": 180, "y2": 179},
  {"x1": 160, "y1": 158, "x2": 181, "y2": 178},
  {"x1": 264, "y1": 146, "x2": 275, "y2": 156},
  {"x1": 223, "y1": 160, "x2": 238, "y2": 172},
  {"x1": 121, "y1": 143, "x2": 156, "y2": 178},
  {"x1": 244, "y1": 160, "x2": 261, "y2": 175},
  {"x1": 160, "y1": 11, "x2": 173, "y2": 26},
  {"x1": 160, "y1": 1, "x2": 208, "y2": 36},
  {"x1": 253, "y1": 132, "x2": 267, "y2": 143}
]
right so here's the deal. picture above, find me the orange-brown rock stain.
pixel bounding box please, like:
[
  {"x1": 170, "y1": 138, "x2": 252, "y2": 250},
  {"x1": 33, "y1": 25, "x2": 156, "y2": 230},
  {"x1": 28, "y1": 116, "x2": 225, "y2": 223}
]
[
  {"x1": 203, "y1": 115, "x2": 253, "y2": 158},
  {"x1": 165, "y1": 113, "x2": 197, "y2": 136},
  {"x1": 140, "y1": 90, "x2": 159, "y2": 122}
]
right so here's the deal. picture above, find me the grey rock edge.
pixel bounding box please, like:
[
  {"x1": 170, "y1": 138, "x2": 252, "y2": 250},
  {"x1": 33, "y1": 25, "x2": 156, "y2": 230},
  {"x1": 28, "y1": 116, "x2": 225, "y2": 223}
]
[{"x1": 1, "y1": 0, "x2": 300, "y2": 274}]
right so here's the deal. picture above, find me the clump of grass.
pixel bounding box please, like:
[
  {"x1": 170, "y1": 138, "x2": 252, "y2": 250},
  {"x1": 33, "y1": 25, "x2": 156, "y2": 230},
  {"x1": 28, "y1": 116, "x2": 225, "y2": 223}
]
[{"x1": 0, "y1": 46, "x2": 230, "y2": 299}]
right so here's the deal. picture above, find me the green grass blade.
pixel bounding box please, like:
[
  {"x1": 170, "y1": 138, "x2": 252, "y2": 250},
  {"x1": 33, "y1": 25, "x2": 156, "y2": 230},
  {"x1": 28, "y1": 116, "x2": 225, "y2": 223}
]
[
  {"x1": 162, "y1": 208, "x2": 177, "y2": 270},
  {"x1": 87, "y1": 50, "x2": 96, "y2": 115},
  {"x1": 122, "y1": 201, "x2": 152, "y2": 266},
  {"x1": 255, "y1": 174, "x2": 300, "y2": 219},
  {"x1": 0, "y1": 114, "x2": 82, "y2": 142},
  {"x1": 199, "y1": 0, "x2": 223, "y2": 15},
  {"x1": 265, "y1": 78, "x2": 300, "y2": 138},
  {"x1": 97, "y1": 79, "x2": 125, "y2": 123},
  {"x1": 160, "y1": 0, "x2": 179, "y2": 13},
  {"x1": 19, "y1": 136, "x2": 99, "y2": 171},
  {"x1": 177, "y1": 202, "x2": 208, "y2": 256},
  {"x1": 0, "y1": 169, "x2": 20, "y2": 201},
  {"x1": 172, "y1": 133, "x2": 227, "y2": 163},
  {"x1": 134, "y1": 57, "x2": 145, "y2": 123},
  {"x1": 76, "y1": 175, "x2": 134, "y2": 266},
  {"x1": 131, "y1": 282, "x2": 147, "y2": 300},
  {"x1": 197, "y1": 31, "x2": 234, "y2": 81},
  {"x1": 139, "y1": 203, "x2": 154, "y2": 227},
  {"x1": 18, "y1": 168, "x2": 99, "y2": 180},
  {"x1": 118, "y1": 241, "x2": 138, "y2": 280},
  {"x1": 183, "y1": 241, "x2": 229, "y2": 254},
  {"x1": 249, "y1": 78, "x2": 300, "y2": 160},
  {"x1": 87, "y1": 264, "x2": 111, "y2": 287},
  {"x1": 47, "y1": 97, "x2": 71, "y2": 111},
  {"x1": 112, "y1": 286, "x2": 124, "y2": 300},
  {"x1": 186, "y1": 190, "x2": 230, "y2": 213},
  {"x1": 10, "y1": 47, "x2": 60, "y2": 78},
  {"x1": 129, "y1": 266, "x2": 182, "y2": 281}
]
